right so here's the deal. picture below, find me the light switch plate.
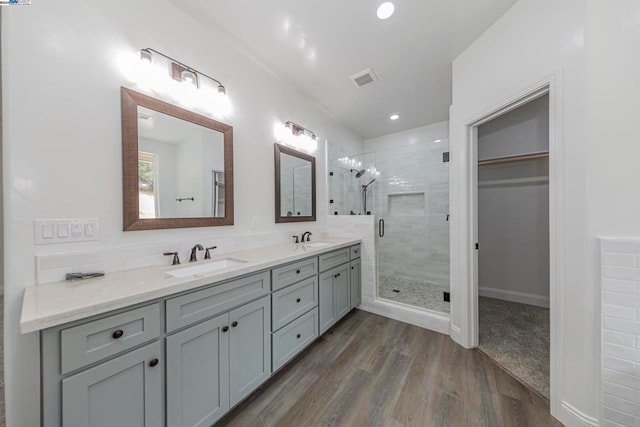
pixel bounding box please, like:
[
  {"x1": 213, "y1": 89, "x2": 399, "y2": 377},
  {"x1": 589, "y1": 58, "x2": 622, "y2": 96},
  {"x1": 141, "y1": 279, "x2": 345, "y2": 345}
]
[{"x1": 34, "y1": 218, "x2": 99, "y2": 244}]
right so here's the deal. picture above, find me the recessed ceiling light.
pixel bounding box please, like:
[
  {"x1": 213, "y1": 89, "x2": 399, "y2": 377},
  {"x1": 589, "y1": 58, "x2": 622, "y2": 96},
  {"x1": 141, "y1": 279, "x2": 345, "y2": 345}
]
[
  {"x1": 434, "y1": 139, "x2": 442, "y2": 143},
  {"x1": 390, "y1": 114, "x2": 399, "y2": 120},
  {"x1": 377, "y1": 2, "x2": 395, "y2": 20}
]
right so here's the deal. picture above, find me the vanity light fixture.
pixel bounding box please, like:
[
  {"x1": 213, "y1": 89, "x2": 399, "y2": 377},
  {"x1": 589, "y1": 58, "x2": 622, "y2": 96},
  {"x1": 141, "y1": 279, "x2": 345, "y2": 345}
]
[
  {"x1": 277, "y1": 121, "x2": 318, "y2": 153},
  {"x1": 139, "y1": 48, "x2": 154, "y2": 65},
  {"x1": 136, "y1": 48, "x2": 230, "y2": 116}
]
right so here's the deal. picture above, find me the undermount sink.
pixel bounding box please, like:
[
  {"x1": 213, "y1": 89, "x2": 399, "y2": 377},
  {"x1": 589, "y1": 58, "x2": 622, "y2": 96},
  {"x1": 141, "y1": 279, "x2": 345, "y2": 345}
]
[
  {"x1": 167, "y1": 258, "x2": 247, "y2": 278},
  {"x1": 303, "y1": 242, "x2": 332, "y2": 248}
]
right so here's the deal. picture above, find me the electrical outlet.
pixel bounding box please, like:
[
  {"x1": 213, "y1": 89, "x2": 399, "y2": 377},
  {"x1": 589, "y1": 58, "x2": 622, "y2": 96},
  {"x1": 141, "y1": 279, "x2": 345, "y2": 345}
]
[{"x1": 252, "y1": 216, "x2": 259, "y2": 229}]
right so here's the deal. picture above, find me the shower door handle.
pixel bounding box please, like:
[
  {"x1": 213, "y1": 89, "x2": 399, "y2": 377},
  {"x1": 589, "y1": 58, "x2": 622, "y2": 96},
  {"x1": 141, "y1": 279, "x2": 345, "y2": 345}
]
[{"x1": 379, "y1": 219, "x2": 385, "y2": 237}]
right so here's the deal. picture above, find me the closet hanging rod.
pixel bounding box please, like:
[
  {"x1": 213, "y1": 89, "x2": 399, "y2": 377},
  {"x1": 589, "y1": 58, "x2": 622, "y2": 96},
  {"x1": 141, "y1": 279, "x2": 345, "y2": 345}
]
[{"x1": 478, "y1": 151, "x2": 549, "y2": 166}]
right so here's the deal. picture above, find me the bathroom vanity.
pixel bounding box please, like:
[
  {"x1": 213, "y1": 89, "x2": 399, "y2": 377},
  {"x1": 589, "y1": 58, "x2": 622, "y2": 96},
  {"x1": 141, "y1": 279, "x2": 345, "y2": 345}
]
[{"x1": 21, "y1": 238, "x2": 361, "y2": 427}]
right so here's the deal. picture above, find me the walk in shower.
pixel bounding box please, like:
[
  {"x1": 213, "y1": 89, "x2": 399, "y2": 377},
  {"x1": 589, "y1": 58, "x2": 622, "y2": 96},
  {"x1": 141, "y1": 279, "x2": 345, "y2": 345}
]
[{"x1": 330, "y1": 139, "x2": 450, "y2": 314}]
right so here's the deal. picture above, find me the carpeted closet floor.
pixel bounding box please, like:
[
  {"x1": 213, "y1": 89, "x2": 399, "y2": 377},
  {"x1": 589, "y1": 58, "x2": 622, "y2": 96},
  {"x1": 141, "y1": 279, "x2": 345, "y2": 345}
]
[{"x1": 479, "y1": 296, "x2": 550, "y2": 399}]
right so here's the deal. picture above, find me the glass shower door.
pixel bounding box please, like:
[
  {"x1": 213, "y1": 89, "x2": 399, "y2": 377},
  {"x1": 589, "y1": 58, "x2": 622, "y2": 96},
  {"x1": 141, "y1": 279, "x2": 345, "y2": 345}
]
[{"x1": 374, "y1": 140, "x2": 451, "y2": 314}]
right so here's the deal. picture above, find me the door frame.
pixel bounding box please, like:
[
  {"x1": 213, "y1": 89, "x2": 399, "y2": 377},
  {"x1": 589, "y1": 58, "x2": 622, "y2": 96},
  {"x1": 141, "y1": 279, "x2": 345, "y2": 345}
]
[{"x1": 455, "y1": 74, "x2": 563, "y2": 417}]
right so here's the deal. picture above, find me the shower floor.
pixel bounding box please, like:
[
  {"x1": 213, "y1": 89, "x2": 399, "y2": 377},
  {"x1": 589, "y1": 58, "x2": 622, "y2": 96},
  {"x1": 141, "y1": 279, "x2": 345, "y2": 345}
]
[{"x1": 378, "y1": 275, "x2": 450, "y2": 313}]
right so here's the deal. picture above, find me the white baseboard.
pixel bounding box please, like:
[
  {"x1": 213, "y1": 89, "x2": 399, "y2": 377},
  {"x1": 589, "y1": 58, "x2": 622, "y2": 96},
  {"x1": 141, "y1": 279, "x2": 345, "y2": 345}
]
[
  {"x1": 479, "y1": 286, "x2": 549, "y2": 308},
  {"x1": 450, "y1": 324, "x2": 464, "y2": 346},
  {"x1": 358, "y1": 299, "x2": 450, "y2": 335},
  {"x1": 560, "y1": 401, "x2": 598, "y2": 427}
]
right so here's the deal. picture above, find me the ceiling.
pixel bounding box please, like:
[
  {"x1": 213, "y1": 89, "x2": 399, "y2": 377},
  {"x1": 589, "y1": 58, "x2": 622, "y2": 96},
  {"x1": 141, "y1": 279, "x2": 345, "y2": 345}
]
[{"x1": 170, "y1": 0, "x2": 518, "y2": 139}]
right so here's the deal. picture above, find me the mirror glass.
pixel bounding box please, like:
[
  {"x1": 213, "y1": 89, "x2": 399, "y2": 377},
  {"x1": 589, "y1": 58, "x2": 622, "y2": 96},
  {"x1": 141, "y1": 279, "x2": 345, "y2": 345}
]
[
  {"x1": 137, "y1": 106, "x2": 225, "y2": 219},
  {"x1": 275, "y1": 143, "x2": 316, "y2": 223},
  {"x1": 122, "y1": 87, "x2": 234, "y2": 231}
]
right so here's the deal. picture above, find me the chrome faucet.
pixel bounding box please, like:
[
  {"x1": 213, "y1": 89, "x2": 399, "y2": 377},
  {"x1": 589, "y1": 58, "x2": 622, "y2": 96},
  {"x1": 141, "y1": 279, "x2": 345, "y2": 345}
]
[
  {"x1": 204, "y1": 246, "x2": 217, "y2": 260},
  {"x1": 163, "y1": 251, "x2": 180, "y2": 265},
  {"x1": 189, "y1": 244, "x2": 204, "y2": 262},
  {"x1": 301, "y1": 231, "x2": 312, "y2": 242}
]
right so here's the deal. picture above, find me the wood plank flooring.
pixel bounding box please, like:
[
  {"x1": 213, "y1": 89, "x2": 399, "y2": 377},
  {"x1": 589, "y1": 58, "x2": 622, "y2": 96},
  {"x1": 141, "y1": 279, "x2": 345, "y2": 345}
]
[{"x1": 219, "y1": 309, "x2": 562, "y2": 427}]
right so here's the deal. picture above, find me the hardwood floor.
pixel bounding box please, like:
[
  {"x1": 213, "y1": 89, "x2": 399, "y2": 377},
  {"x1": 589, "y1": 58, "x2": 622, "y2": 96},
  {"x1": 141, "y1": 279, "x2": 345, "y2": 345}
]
[{"x1": 219, "y1": 309, "x2": 562, "y2": 427}]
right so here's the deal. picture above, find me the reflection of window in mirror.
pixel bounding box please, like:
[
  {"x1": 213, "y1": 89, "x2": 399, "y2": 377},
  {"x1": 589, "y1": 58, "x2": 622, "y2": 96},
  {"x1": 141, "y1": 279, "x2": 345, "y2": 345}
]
[{"x1": 138, "y1": 151, "x2": 158, "y2": 219}]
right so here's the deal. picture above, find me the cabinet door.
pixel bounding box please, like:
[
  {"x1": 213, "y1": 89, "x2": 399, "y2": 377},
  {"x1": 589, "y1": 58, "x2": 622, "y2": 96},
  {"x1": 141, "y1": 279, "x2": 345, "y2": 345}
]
[
  {"x1": 166, "y1": 314, "x2": 230, "y2": 427},
  {"x1": 319, "y1": 270, "x2": 336, "y2": 334},
  {"x1": 62, "y1": 341, "x2": 162, "y2": 427},
  {"x1": 334, "y1": 264, "x2": 351, "y2": 320},
  {"x1": 350, "y1": 259, "x2": 361, "y2": 308},
  {"x1": 229, "y1": 296, "x2": 271, "y2": 406}
]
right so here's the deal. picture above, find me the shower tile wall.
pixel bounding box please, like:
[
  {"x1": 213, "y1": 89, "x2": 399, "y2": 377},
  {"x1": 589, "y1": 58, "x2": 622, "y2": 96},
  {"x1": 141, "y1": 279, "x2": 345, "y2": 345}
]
[{"x1": 374, "y1": 141, "x2": 450, "y2": 285}]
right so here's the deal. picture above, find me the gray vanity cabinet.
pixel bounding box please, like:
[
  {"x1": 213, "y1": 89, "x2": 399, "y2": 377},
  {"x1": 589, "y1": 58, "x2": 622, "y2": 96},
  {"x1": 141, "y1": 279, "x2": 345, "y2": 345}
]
[
  {"x1": 229, "y1": 296, "x2": 271, "y2": 406},
  {"x1": 166, "y1": 314, "x2": 230, "y2": 427},
  {"x1": 166, "y1": 295, "x2": 270, "y2": 427},
  {"x1": 319, "y1": 263, "x2": 350, "y2": 334},
  {"x1": 61, "y1": 341, "x2": 163, "y2": 427},
  {"x1": 350, "y1": 259, "x2": 361, "y2": 308},
  {"x1": 38, "y1": 244, "x2": 360, "y2": 427}
]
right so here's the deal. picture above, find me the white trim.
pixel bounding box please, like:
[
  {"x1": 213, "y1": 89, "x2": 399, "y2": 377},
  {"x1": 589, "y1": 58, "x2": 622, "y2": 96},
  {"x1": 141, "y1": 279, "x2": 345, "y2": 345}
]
[
  {"x1": 449, "y1": 325, "x2": 465, "y2": 346},
  {"x1": 560, "y1": 401, "x2": 599, "y2": 427},
  {"x1": 358, "y1": 300, "x2": 450, "y2": 335},
  {"x1": 478, "y1": 286, "x2": 549, "y2": 308},
  {"x1": 452, "y1": 73, "x2": 564, "y2": 420}
]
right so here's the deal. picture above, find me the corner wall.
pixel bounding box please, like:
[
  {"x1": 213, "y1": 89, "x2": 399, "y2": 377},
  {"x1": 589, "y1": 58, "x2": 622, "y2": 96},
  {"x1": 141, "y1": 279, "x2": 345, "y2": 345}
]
[{"x1": 1, "y1": 1, "x2": 363, "y2": 426}]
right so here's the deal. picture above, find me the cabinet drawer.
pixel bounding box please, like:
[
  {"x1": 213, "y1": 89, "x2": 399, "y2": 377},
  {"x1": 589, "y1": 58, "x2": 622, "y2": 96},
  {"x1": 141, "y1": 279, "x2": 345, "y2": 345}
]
[
  {"x1": 60, "y1": 303, "x2": 161, "y2": 375},
  {"x1": 350, "y1": 244, "x2": 361, "y2": 260},
  {"x1": 272, "y1": 276, "x2": 318, "y2": 331},
  {"x1": 271, "y1": 257, "x2": 318, "y2": 291},
  {"x1": 319, "y1": 248, "x2": 350, "y2": 272},
  {"x1": 166, "y1": 271, "x2": 270, "y2": 333},
  {"x1": 272, "y1": 308, "x2": 318, "y2": 372}
]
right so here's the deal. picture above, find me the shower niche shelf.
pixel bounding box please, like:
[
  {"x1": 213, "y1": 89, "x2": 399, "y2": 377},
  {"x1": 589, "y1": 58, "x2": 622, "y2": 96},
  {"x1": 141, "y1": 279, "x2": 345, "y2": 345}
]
[{"x1": 387, "y1": 192, "x2": 426, "y2": 216}]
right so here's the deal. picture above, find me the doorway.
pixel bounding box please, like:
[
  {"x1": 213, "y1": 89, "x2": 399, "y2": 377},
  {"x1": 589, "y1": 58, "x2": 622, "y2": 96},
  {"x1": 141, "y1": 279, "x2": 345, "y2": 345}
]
[{"x1": 475, "y1": 94, "x2": 550, "y2": 398}]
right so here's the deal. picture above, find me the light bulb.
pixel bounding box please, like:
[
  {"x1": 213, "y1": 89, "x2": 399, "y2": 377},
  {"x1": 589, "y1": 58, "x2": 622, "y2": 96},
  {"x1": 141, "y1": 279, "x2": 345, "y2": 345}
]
[
  {"x1": 181, "y1": 70, "x2": 197, "y2": 87},
  {"x1": 377, "y1": 2, "x2": 395, "y2": 20}
]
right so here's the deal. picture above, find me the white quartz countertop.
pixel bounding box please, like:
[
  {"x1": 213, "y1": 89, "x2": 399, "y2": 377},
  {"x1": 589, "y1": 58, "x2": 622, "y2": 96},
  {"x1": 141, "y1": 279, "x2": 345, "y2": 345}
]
[{"x1": 20, "y1": 237, "x2": 361, "y2": 334}]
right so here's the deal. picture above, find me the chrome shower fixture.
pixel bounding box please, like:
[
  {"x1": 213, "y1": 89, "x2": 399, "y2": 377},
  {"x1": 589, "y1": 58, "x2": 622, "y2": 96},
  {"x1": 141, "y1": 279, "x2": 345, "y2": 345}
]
[
  {"x1": 351, "y1": 169, "x2": 366, "y2": 178},
  {"x1": 363, "y1": 178, "x2": 376, "y2": 189}
]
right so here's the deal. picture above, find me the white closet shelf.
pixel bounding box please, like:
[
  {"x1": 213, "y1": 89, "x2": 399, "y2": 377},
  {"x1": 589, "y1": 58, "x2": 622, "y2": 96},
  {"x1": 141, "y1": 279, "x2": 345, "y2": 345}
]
[{"x1": 478, "y1": 151, "x2": 549, "y2": 166}]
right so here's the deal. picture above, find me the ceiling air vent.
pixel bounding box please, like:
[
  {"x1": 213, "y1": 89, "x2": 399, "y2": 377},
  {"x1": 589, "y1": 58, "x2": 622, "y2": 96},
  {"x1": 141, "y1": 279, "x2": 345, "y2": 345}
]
[{"x1": 350, "y1": 68, "x2": 378, "y2": 88}]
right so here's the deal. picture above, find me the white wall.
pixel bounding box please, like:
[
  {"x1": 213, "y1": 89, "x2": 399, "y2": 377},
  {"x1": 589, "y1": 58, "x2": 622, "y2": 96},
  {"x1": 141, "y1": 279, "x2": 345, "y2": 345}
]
[
  {"x1": 477, "y1": 95, "x2": 549, "y2": 160},
  {"x1": 585, "y1": 3, "x2": 640, "y2": 422},
  {"x1": 449, "y1": 0, "x2": 592, "y2": 425},
  {"x1": 364, "y1": 120, "x2": 449, "y2": 152},
  {"x1": 1, "y1": 1, "x2": 363, "y2": 425},
  {"x1": 478, "y1": 96, "x2": 550, "y2": 307}
]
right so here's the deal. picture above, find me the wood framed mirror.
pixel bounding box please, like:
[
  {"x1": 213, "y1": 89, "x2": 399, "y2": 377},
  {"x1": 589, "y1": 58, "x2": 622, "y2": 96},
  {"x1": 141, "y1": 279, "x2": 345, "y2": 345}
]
[
  {"x1": 121, "y1": 87, "x2": 234, "y2": 231},
  {"x1": 274, "y1": 143, "x2": 316, "y2": 223}
]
